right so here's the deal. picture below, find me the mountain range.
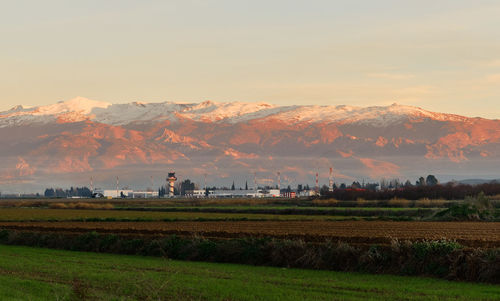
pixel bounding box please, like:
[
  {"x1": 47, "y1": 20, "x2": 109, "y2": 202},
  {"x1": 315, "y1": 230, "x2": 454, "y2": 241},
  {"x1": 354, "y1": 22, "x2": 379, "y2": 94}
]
[{"x1": 1, "y1": 97, "x2": 499, "y2": 193}]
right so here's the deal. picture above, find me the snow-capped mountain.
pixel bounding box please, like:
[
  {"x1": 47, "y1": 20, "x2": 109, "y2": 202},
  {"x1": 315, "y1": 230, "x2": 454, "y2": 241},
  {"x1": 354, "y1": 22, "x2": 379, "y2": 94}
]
[
  {"x1": 0, "y1": 97, "x2": 467, "y2": 127},
  {"x1": 0, "y1": 97, "x2": 498, "y2": 192}
]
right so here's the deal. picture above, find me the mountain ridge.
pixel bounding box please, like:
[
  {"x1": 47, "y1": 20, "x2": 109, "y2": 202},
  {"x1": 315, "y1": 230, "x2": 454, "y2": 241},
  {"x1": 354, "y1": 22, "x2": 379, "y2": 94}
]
[
  {"x1": 0, "y1": 97, "x2": 498, "y2": 193},
  {"x1": 0, "y1": 97, "x2": 474, "y2": 127}
]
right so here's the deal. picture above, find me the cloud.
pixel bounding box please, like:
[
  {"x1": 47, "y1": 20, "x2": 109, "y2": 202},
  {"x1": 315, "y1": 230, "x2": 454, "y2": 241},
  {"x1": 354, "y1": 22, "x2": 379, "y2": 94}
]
[
  {"x1": 485, "y1": 74, "x2": 500, "y2": 84},
  {"x1": 15, "y1": 157, "x2": 36, "y2": 176},
  {"x1": 337, "y1": 150, "x2": 353, "y2": 158},
  {"x1": 0, "y1": 157, "x2": 36, "y2": 183},
  {"x1": 359, "y1": 157, "x2": 400, "y2": 178},
  {"x1": 366, "y1": 73, "x2": 414, "y2": 80},
  {"x1": 484, "y1": 59, "x2": 500, "y2": 67},
  {"x1": 392, "y1": 85, "x2": 435, "y2": 95}
]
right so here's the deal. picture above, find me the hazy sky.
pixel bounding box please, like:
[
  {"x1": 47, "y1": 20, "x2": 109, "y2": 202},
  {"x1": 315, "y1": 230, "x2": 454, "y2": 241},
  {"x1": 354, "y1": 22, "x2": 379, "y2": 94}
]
[{"x1": 1, "y1": 0, "x2": 500, "y2": 118}]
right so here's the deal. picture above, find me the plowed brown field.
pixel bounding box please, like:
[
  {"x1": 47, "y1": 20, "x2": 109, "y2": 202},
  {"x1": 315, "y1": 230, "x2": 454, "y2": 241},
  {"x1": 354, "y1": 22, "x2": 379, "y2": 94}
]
[{"x1": 1, "y1": 221, "x2": 499, "y2": 247}]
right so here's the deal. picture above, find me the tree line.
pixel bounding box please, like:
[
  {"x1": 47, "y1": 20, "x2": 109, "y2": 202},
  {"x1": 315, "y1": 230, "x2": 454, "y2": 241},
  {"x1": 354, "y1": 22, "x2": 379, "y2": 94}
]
[
  {"x1": 44, "y1": 187, "x2": 92, "y2": 198},
  {"x1": 321, "y1": 182, "x2": 500, "y2": 201}
]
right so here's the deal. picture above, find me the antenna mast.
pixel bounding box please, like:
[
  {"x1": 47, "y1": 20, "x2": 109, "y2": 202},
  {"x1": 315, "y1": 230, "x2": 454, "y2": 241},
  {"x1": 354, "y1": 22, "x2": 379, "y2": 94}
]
[
  {"x1": 253, "y1": 172, "x2": 257, "y2": 190},
  {"x1": 277, "y1": 171, "x2": 281, "y2": 190},
  {"x1": 204, "y1": 173, "x2": 207, "y2": 191},
  {"x1": 329, "y1": 167, "x2": 334, "y2": 192},
  {"x1": 315, "y1": 172, "x2": 319, "y2": 193}
]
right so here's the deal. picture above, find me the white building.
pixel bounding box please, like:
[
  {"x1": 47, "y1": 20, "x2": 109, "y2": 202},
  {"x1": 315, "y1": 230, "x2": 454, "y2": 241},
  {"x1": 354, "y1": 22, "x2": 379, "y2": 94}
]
[
  {"x1": 94, "y1": 189, "x2": 158, "y2": 198},
  {"x1": 95, "y1": 189, "x2": 134, "y2": 198},
  {"x1": 130, "y1": 191, "x2": 159, "y2": 198},
  {"x1": 265, "y1": 189, "x2": 281, "y2": 197},
  {"x1": 185, "y1": 190, "x2": 206, "y2": 198},
  {"x1": 299, "y1": 190, "x2": 318, "y2": 197},
  {"x1": 204, "y1": 189, "x2": 282, "y2": 198}
]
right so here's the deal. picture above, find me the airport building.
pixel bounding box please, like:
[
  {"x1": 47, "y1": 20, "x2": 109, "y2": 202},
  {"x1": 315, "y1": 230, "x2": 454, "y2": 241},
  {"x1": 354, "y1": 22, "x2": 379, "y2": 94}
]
[{"x1": 93, "y1": 189, "x2": 158, "y2": 199}]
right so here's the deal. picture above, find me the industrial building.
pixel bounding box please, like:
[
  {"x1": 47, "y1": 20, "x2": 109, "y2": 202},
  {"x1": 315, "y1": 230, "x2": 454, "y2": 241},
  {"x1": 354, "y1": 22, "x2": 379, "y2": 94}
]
[
  {"x1": 130, "y1": 191, "x2": 159, "y2": 198},
  {"x1": 93, "y1": 189, "x2": 158, "y2": 199},
  {"x1": 94, "y1": 189, "x2": 133, "y2": 199},
  {"x1": 204, "y1": 189, "x2": 280, "y2": 198}
]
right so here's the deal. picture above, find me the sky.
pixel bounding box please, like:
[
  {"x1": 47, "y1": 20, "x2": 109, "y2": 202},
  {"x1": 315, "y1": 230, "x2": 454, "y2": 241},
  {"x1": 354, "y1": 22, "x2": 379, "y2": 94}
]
[{"x1": 1, "y1": 0, "x2": 500, "y2": 118}]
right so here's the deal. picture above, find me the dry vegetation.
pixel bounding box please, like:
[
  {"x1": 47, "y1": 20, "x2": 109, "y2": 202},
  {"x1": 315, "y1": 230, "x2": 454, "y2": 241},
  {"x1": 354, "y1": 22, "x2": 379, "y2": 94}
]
[
  {"x1": 48, "y1": 202, "x2": 114, "y2": 209},
  {"x1": 387, "y1": 198, "x2": 412, "y2": 207},
  {"x1": 0, "y1": 198, "x2": 296, "y2": 208},
  {"x1": 1, "y1": 220, "x2": 498, "y2": 248},
  {"x1": 311, "y1": 198, "x2": 339, "y2": 205}
]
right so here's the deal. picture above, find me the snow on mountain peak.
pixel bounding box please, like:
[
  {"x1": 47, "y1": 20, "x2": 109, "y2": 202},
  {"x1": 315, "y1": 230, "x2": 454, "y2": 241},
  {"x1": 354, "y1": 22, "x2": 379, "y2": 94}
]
[
  {"x1": 267, "y1": 103, "x2": 467, "y2": 126},
  {"x1": 0, "y1": 97, "x2": 112, "y2": 127},
  {"x1": 44, "y1": 97, "x2": 112, "y2": 115},
  {"x1": 0, "y1": 97, "x2": 471, "y2": 128},
  {"x1": 1, "y1": 97, "x2": 111, "y2": 117},
  {"x1": 180, "y1": 101, "x2": 278, "y2": 122}
]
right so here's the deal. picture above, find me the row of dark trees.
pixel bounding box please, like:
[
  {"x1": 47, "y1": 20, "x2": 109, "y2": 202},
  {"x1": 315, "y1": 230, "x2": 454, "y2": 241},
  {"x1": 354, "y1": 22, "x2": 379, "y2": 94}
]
[
  {"x1": 321, "y1": 182, "x2": 500, "y2": 201},
  {"x1": 44, "y1": 187, "x2": 92, "y2": 198}
]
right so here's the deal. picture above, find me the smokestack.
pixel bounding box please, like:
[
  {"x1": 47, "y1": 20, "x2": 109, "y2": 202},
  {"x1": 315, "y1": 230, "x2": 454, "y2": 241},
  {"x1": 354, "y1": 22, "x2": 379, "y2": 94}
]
[
  {"x1": 116, "y1": 176, "x2": 119, "y2": 198},
  {"x1": 254, "y1": 172, "x2": 257, "y2": 190},
  {"x1": 90, "y1": 176, "x2": 94, "y2": 194}
]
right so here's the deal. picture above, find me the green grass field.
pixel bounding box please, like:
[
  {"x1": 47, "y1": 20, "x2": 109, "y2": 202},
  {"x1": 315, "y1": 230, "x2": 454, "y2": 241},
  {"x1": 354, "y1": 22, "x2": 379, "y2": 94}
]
[
  {"x1": 0, "y1": 245, "x2": 498, "y2": 300},
  {"x1": 0, "y1": 208, "x2": 361, "y2": 221}
]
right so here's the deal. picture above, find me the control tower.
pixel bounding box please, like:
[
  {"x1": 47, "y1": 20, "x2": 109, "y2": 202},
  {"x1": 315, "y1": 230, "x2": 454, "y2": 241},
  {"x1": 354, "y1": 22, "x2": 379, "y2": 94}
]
[{"x1": 167, "y1": 172, "x2": 177, "y2": 197}]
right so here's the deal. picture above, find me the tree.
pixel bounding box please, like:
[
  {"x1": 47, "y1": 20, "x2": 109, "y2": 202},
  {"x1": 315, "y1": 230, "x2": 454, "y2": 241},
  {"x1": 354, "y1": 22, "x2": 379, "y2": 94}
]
[
  {"x1": 380, "y1": 179, "x2": 388, "y2": 190},
  {"x1": 158, "y1": 186, "x2": 167, "y2": 197},
  {"x1": 245, "y1": 181, "x2": 248, "y2": 190},
  {"x1": 389, "y1": 179, "x2": 400, "y2": 189},
  {"x1": 351, "y1": 181, "x2": 361, "y2": 189},
  {"x1": 339, "y1": 183, "x2": 346, "y2": 189},
  {"x1": 426, "y1": 175, "x2": 438, "y2": 186},
  {"x1": 416, "y1": 177, "x2": 426, "y2": 186},
  {"x1": 55, "y1": 188, "x2": 66, "y2": 198},
  {"x1": 44, "y1": 188, "x2": 55, "y2": 198},
  {"x1": 231, "y1": 181, "x2": 235, "y2": 190},
  {"x1": 320, "y1": 184, "x2": 330, "y2": 195},
  {"x1": 180, "y1": 179, "x2": 196, "y2": 196},
  {"x1": 364, "y1": 183, "x2": 379, "y2": 191},
  {"x1": 78, "y1": 187, "x2": 92, "y2": 197}
]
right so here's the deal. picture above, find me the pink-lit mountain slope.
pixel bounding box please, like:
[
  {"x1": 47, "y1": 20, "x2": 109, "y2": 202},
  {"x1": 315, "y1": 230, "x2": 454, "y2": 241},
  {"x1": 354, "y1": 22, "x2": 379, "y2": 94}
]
[{"x1": 0, "y1": 97, "x2": 499, "y2": 192}]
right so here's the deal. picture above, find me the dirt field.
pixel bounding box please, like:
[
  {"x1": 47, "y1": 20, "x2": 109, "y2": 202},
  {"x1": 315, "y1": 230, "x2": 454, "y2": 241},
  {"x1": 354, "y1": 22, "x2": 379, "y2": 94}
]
[{"x1": 1, "y1": 220, "x2": 499, "y2": 247}]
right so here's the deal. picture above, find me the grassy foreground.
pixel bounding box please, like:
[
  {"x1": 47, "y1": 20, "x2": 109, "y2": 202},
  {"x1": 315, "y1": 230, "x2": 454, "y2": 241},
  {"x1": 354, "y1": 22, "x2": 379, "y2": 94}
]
[{"x1": 0, "y1": 245, "x2": 498, "y2": 300}]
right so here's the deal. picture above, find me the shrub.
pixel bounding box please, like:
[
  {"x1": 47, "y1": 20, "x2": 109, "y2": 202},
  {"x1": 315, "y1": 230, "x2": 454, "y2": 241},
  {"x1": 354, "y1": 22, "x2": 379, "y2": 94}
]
[
  {"x1": 0, "y1": 229, "x2": 497, "y2": 283},
  {"x1": 48, "y1": 202, "x2": 114, "y2": 210},
  {"x1": 311, "y1": 198, "x2": 339, "y2": 206},
  {"x1": 435, "y1": 192, "x2": 497, "y2": 221},
  {"x1": 387, "y1": 198, "x2": 412, "y2": 207}
]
